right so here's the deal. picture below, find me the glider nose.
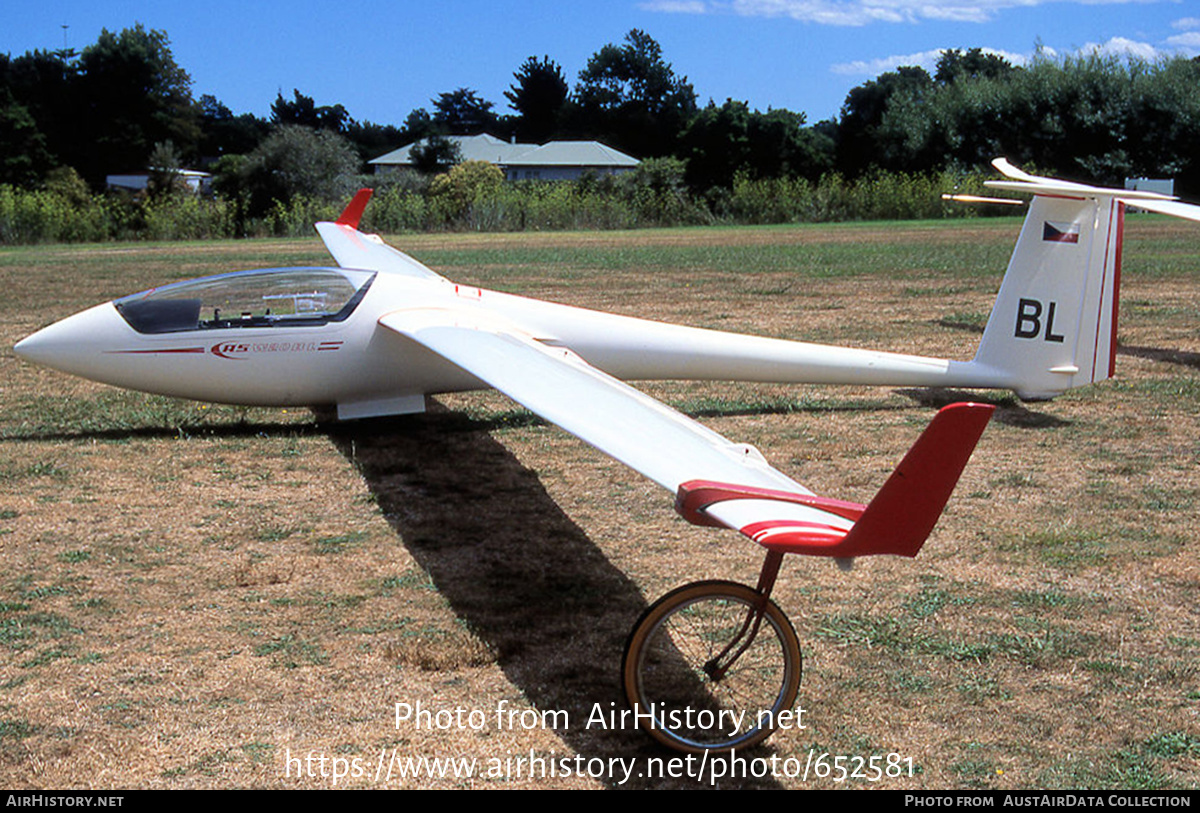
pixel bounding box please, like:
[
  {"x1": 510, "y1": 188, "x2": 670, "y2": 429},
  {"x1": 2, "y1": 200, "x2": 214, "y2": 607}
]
[{"x1": 14, "y1": 303, "x2": 125, "y2": 376}]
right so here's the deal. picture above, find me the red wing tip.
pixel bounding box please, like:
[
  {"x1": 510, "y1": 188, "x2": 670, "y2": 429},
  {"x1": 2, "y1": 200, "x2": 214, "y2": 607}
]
[
  {"x1": 675, "y1": 480, "x2": 866, "y2": 529},
  {"x1": 336, "y1": 189, "x2": 374, "y2": 228}
]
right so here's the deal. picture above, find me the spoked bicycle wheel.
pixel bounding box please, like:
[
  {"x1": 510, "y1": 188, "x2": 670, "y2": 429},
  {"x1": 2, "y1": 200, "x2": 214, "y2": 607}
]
[{"x1": 622, "y1": 580, "x2": 802, "y2": 753}]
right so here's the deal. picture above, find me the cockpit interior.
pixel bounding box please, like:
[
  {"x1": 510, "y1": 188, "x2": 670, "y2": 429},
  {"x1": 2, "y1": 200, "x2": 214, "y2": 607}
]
[{"x1": 114, "y1": 267, "x2": 376, "y2": 334}]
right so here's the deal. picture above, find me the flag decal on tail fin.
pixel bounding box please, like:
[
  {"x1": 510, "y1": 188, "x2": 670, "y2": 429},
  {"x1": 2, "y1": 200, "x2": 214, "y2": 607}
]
[{"x1": 1043, "y1": 221, "x2": 1080, "y2": 243}]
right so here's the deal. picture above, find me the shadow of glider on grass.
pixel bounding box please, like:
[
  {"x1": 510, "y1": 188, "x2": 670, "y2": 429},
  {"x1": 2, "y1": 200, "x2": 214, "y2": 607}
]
[{"x1": 14, "y1": 159, "x2": 1200, "y2": 754}]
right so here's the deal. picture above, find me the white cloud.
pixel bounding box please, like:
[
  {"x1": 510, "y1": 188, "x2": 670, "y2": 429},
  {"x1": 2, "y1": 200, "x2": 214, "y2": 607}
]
[
  {"x1": 638, "y1": 1, "x2": 712, "y2": 13},
  {"x1": 1164, "y1": 31, "x2": 1200, "y2": 53},
  {"x1": 1078, "y1": 36, "x2": 1164, "y2": 60},
  {"x1": 730, "y1": 0, "x2": 996, "y2": 26},
  {"x1": 829, "y1": 36, "x2": 1193, "y2": 79},
  {"x1": 647, "y1": 0, "x2": 1166, "y2": 27},
  {"x1": 1170, "y1": 17, "x2": 1200, "y2": 30},
  {"x1": 830, "y1": 48, "x2": 943, "y2": 75},
  {"x1": 830, "y1": 46, "x2": 1029, "y2": 75}
]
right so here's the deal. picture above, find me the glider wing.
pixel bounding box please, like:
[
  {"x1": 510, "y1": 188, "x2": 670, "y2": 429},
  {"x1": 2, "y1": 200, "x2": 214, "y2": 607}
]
[
  {"x1": 379, "y1": 306, "x2": 993, "y2": 560},
  {"x1": 315, "y1": 189, "x2": 447, "y2": 281}
]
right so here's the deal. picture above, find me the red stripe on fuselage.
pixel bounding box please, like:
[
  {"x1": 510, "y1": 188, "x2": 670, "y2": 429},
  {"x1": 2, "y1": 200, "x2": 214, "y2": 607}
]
[{"x1": 1109, "y1": 203, "x2": 1124, "y2": 380}]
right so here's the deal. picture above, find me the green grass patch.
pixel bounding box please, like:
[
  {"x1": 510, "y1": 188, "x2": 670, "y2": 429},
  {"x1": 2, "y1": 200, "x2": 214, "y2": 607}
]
[
  {"x1": 312, "y1": 530, "x2": 368, "y2": 555},
  {"x1": 252, "y1": 634, "x2": 329, "y2": 668},
  {"x1": 999, "y1": 528, "x2": 1111, "y2": 570},
  {"x1": 382, "y1": 569, "x2": 439, "y2": 592},
  {"x1": 0, "y1": 718, "x2": 38, "y2": 740},
  {"x1": 254, "y1": 526, "x2": 300, "y2": 543},
  {"x1": 816, "y1": 610, "x2": 1093, "y2": 668}
]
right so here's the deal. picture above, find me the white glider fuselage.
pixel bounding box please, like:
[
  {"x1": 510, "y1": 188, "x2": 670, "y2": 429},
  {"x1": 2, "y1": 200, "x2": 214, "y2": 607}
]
[{"x1": 14, "y1": 267, "x2": 1007, "y2": 421}]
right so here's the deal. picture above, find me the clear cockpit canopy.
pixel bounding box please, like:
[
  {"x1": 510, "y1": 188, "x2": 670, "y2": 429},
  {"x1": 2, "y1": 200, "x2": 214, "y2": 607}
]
[{"x1": 114, "y1": 267, "x2": 376, "y2": 334}]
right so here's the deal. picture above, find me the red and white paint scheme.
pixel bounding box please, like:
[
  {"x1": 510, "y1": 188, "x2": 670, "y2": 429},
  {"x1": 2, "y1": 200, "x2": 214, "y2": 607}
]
[{"x1": 13, "y1": 160, "x2": 1200, "y2": 564}]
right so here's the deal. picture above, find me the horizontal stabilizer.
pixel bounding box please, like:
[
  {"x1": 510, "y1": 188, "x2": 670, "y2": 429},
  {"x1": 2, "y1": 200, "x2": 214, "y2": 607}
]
[
  {"x1": 989, "y1": 158, "x2": 1175, "y2": 200},
  {"x1": 986, "y1": 179, "x2": 1180, "y2": 202},
  {"x1": 988, "y1": 158, "x2": 1200, "y2": 221},
  {"x1": 1123, "y1": 197, "x2": 1200, "y2": 223},
  {"x1": 942, "y1": 193, "x2": 1024, "y2": 206}
]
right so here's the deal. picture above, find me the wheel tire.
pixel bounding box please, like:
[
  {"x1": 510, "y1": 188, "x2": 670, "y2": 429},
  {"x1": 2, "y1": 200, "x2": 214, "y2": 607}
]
[{"x1": 622, "y1": 580, "x2": 802, "y2": 753}]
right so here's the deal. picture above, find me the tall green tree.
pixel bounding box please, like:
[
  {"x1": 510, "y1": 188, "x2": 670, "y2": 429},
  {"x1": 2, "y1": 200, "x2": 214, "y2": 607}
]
[
  {"x1": 216, "y1": 124, "x2": 361, "y2": 217},
  {"x1": 681, "y1": 99, "x2": 832, "y2": 195},
  {"x1": 574, "y1": 29, "x2": 697, "y2": 157},
  {"x1": 345, "y1": 118, "x2": 405, "y2": 164},
  {"x1": 400, "y1": 107, "x2": 436, "y2": 143},
  {"x1": 934, "y1": 48, "x2": 1015, "y2": 85},
  {"x1": 432, "y1": 88, "x2": 498, "y2": 134},
  {"x1": 0, "y1": 49, "x2": 76, "y2": 184},
  {"x1": 197, "y1": 94, "x2": 268, "y2": 161},
  {"x1": 271, "y1": 89, "x2": 349, "y2": 133},
  {"x1": 73, "y1": 25, "x2": 199, "y2": 186},
  {"x1": 872, "y1": 52, "x2": 1200, "y2": 190},
  {"x1": 409, "y1": 133, "x2": 462, "y2": 174},
  {"x1": 835, "y1": 66, "x2": 932, "y2": 174},
  {"x1": 146, "y1": 139, "x2": 186, "y2": 199},
  {"x1": 1126, "y1": 57, "x2": 1200, "y2": 192},
  {"x1": 506, "y1": 56, "x2": 569, "y2": 142},
  {"x1": 0, "y1": 87, "x2": 53, "y2": 185}
]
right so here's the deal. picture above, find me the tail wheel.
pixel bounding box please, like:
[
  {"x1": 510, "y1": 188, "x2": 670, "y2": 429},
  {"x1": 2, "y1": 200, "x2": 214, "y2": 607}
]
[{"x1": 621, "y1": 580, "x2": 802, "y2": 753}]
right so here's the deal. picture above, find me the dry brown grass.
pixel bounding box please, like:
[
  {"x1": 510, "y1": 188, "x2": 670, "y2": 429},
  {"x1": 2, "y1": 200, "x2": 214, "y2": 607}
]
[{"x1": 0, "y1": 220, "x2": 1196, "y2": 789}]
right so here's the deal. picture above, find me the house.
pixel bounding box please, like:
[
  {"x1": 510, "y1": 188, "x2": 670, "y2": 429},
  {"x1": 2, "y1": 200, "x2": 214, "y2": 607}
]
[
  {"x1": 1124, "y1": 177, "x2": 1174, "y2": 197},
  {"x1": 369, "y1": 133, "x2": 639, "y2": 181},
  {"x1": 370, "y1": 134, "x2": 535, "y2": 171},
  {"x1": 1122, "y1": 177, "x2": 1176, "y2": 215},
  {"x1": 500, "y1": 141, "x2": 639, "y2": 181},
  {"x1": 106, "y1": 168, "x2": 213, "y2": 196}
]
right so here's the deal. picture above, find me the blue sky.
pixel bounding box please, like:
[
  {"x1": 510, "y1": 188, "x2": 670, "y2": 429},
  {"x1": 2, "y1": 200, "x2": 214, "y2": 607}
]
[{"x1": 4, "y1": 0, "x2": 1199, "y2": 130}]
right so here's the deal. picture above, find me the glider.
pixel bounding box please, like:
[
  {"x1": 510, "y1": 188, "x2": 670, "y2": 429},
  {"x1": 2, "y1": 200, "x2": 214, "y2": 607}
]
[
  {"x1": 15, "y1": 155, "x2": 1200, "y2": 583},
  {"x1": 12, "y1": 160, "x2": 1198, "y2": 751}
]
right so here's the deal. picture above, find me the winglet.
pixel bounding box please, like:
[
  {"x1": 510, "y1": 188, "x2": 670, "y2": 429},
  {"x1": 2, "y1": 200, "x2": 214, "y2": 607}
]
[
  {"x1": 336, "y1": 188, "x2": 374, "y2": 229},
  {"x1": 836, "y1": 401, "x2": 993, "y2": 557},
  {"x1": 677, "y1": 403, "x2": 994, "y2": 559}
]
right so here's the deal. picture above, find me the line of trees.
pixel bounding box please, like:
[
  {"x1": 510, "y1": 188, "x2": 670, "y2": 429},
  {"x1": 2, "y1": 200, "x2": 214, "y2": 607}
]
[
  {"x1": 2, "y1": 24, "x2": 1200, "y2": 243},
  {"x1": 834, "y1": 48, "x2": 1200, "y2": 192}
]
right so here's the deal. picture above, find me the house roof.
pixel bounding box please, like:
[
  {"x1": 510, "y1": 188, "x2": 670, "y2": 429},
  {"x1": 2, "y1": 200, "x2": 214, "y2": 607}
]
[
  {"x1": 370, "y1": 134, "x2": 639, "y2": 170},
  {"x1": 369, "y1": 134, "x2": 537, "y2": 166},
  {"x1": 501, "y1": 141, "x2": 639, "y2": 169}
]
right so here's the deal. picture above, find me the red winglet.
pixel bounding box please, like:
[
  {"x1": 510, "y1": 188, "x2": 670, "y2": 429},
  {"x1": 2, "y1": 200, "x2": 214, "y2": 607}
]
[
  {"x1": 835, "y1": 402, "x2": 993, "y2": 557},
  {"x1": 675, "y1": 403, "x2": 994, "y2": 559},
  {"x1": 336, "y1": 189, "x2": 373, "y2": 229}
]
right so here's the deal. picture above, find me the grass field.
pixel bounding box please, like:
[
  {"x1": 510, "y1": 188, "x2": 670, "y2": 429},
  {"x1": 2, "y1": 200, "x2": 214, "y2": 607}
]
[{"x1": 0, "y1": 217, "x2": 1197, "y2": 789}]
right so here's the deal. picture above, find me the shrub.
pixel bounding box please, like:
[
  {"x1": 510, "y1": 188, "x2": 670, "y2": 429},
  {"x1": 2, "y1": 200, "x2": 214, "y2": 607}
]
[
  {"x1": 428, "y1": 160, "x2": 505, "y2": 229},
  {"x1": 0, "y1": 165, "x2": 998, "y2": 244}
]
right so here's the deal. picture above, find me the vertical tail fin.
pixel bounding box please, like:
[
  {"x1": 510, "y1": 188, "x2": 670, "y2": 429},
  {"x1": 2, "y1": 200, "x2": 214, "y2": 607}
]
[
  {"x1": 972, "y1": 193, "x2": 1124, "y2": 400},
  {"x1": 968, "y1": 158, "x2": 1200, "y2": 400}
]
